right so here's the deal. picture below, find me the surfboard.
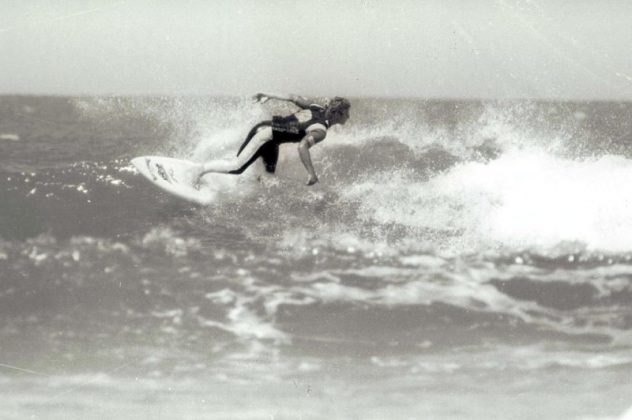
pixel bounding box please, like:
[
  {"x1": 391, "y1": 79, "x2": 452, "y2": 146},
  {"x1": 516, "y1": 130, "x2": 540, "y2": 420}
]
[{"x1": 131, "y1": 156, "x2": 223, "y2": 205}]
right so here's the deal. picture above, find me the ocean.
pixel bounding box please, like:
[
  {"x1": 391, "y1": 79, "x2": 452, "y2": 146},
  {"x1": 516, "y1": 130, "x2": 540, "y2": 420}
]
[{"x1": 1, "y1": 95, "x2": 631, "y2": 419}]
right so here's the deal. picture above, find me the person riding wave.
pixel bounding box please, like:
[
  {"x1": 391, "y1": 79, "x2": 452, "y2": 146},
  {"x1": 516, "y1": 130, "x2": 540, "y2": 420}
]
[{"x1": 195, "y1": 93, "x2": 350, "y2": 186}]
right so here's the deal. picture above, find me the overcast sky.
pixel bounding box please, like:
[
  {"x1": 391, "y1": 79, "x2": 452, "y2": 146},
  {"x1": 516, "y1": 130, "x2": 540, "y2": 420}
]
[{"x1": 1, "y1": 0, "x2": 632, "y2": 99}]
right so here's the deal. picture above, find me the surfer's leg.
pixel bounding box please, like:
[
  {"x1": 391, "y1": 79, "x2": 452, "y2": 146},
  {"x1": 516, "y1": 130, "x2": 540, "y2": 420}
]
[
  {"x1": 260, "y1": 142, "x2": 279, "y2": 173},
  {"x1": 198, "y1": 127, "x2": 273, "y2": 176},
  {"x1": 237, "y1": 121, "x2": 272, "y2": 157}
]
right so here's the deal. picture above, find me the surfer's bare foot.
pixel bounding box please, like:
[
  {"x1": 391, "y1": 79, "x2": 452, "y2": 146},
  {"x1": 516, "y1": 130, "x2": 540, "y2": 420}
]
[
  {"x1": 191, "y1": 166, "x2": 204, "y2": 190},
  {"x1": 193, "y1": 173, "x2": 204, "y2": 190},
  {"x1": 306, "y1": 174, "x2": 319, "y2": 186}
]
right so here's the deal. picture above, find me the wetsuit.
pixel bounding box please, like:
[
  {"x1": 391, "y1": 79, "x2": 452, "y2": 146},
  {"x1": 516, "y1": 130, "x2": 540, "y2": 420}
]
[{"x1": 232, "y1": 104, "x2": 329, "y2": 174}]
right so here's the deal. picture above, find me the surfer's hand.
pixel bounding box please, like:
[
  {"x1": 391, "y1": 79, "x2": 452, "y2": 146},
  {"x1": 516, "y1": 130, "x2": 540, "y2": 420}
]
[
  {"x1": 306, "y1": 174, "x2": 319, "y2": 186},
  {"x1": 253, "y1": 93, "x2": 269, "y2": 104}
]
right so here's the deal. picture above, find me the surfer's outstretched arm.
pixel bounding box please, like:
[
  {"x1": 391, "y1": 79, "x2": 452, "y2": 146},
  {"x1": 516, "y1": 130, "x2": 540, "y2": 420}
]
[
  {"x1": 253, "y1": 93, "x2": 312, "y2": 109},
  {"x1": 298, "y1": 130, "x2": 326, "y2": 186}
]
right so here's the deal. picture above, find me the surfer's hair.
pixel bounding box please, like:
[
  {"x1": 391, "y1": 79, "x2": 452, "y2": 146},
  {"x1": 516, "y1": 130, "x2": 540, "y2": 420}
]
[
  {"x1": 327, "y1": 96, "x2": 351, "y2": 123},
  {"x1": 329, "y1": 97, "x2": 351, "y2": 113}
]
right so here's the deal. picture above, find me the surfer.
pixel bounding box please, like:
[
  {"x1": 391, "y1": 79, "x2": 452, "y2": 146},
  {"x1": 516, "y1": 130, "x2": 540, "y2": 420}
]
[{"x1": 195, "y1": 93, "x2": 350, "y2": 186}]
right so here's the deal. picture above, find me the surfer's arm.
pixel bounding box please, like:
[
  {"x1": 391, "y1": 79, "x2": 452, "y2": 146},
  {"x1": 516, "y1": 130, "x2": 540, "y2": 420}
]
[
  {"x1": 298, "y1": 130, "x2": 326, "y2": 186},
  {"x1": 253, "y1": 93, "x2": 312, "y2": 109}
]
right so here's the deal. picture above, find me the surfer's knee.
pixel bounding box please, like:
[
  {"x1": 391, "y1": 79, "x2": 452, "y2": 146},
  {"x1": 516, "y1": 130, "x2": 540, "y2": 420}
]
[
  {"x1": 253, "y1": 126, "x2": 273, "y2": 142},
  {"x1": 238, "y1": 123, "x2": 273, "y2": 157}
]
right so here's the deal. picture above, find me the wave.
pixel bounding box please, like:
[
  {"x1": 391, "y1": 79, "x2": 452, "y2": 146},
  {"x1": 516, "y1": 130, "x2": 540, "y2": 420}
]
[
  {"x1": 2, "y1": 229, "x2": 630, "y2": 347},
  {"x1": 342, "y1": 150, "x2": 632, "y2": 253},
  {"x1": 4, "y1": 139, "x2": 632, "y2": 257},
  {"x1": 3, "y1": 96, "x2": 632, "y2": 342}
]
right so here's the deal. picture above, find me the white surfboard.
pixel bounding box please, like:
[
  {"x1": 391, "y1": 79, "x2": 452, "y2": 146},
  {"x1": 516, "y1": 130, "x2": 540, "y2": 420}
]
[{"x1": 131, "y1": 156, "x2": 228, "y2": 205}]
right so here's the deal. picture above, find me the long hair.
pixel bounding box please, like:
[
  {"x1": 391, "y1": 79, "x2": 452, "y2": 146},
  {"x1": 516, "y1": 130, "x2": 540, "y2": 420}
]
[{"x1": 327, "y1": 96, "x2": 351, "y2": 123}]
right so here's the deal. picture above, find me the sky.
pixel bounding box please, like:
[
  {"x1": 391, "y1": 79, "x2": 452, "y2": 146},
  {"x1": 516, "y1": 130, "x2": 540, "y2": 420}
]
[{"x1": 1, "y1": 0, "x2": 632, "y2": 99}]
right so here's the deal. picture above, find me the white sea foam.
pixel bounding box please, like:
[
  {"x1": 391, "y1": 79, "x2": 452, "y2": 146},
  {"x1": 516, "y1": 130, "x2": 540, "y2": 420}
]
[
  {"x1": 141, "y1": 227, "x2": 202, "y2": 257},
  {"x1": 278, "y1": 257, "x2": 631, "y2": 341},
  {"x1": 345, "y1": 150, "x2": 632, "y2": 253},
  {"x1": 0, "y1": 133, "x2": 20, "y2": 141},
  {"x1": 619, "y1": 405, "x2": 632, "y2": 420},
  {"x1": 371, "y1": 344, "x2": 632, "y2": 374},
  {"x1": 202, "y1": 288, "x2": 289, "y2": 344}
]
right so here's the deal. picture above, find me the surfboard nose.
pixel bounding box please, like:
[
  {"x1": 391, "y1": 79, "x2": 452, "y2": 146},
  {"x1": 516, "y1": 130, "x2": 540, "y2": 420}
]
[{"x1": 129, "y1": 155, "x2": 219, "y2": 205}]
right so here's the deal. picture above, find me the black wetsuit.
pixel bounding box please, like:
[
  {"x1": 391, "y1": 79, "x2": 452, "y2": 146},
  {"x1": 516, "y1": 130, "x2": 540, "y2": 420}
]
[{"x1": 232, "y1": 104, "x2": 329, "y2": 174}]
